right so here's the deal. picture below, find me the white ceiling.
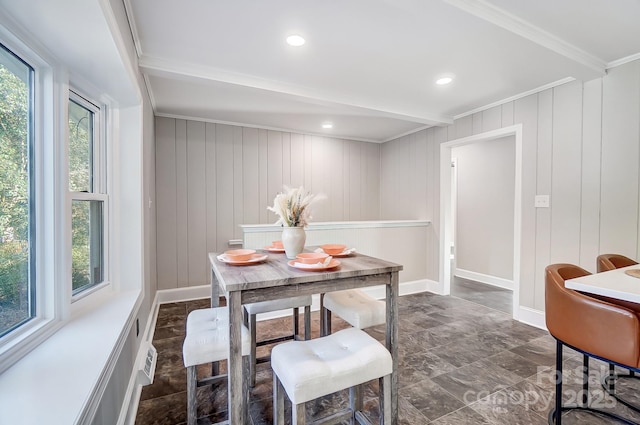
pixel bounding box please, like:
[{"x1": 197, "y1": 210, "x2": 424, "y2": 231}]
[
  {"x1": 0, "y1": 0, "x2": 140, "y2": 108},
  {"x1": 127, "y1": 0, "x2": 640, "y2": 143}
]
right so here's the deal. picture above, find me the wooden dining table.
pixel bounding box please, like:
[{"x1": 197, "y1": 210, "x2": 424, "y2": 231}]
[
  {"x1": 208, "y1": 249, "x2": 403, "y2": 425},
  {"x1": 565, "y1": 264, "x2": 640, "y2": 303}
]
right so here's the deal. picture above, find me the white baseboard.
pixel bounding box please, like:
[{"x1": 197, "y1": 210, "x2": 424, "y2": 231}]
[
  {"x1": 424, "y1": 279, "x2": 445, "y2": 295},
  {"x1": 155, "y1": 285, "x2": 211, "y2": 304},
  {"x1": 359, "y1": 278, "x2": 435, "y2": 300},
  {"x1": 454, "y1": 268, "x2": 514, "y2": 291},
  {"x1": 518, "y1": 306, "x2": 547, "y2": 331},
  {"x1": 119, "y1": 290, "x2": 165, "y2": 425},
  {"x1": 119, "y1": 383, "x2": 143, "y2": 425}
]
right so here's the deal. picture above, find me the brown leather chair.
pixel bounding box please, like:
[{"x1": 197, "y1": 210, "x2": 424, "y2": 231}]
[
  {"x1": 597, "y1": 253, "x2": 639, "y2": 273},
  {"x1": 545, "y1": 263, "x2": 640, "y2": 424},
  {"x1": 595, "y1": 254, "x2": 640, "y2": 416},
  {"x1": 592, "y1": 254, "x2": 640, "y2": 314}
]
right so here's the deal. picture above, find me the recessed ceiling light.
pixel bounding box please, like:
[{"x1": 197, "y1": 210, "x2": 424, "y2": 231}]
[
  {"x1": 286, "y1": 35, "x2": 305, "y2": 47},
  {"x1": 322, "y1": 123, "x2": 333, "y2": 129},
  {"x1": 435, "y1": 75, "x2": 454, "y2": 85}
]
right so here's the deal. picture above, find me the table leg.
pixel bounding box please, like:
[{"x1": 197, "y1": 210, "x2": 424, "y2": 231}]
[
  {"x1": 386, "y1": 272, "x2": 399, "y2": 425},
  {"x1": 210, "y1": 267, "x2": 221, "y2": 376},
  {"x1": 319, "y1": 293, "x2": 325, "y2": 336},
  {"x1": 228, "y1": 291, "x2": 246, "y2": 424},
  {"x1": 210, "y1": 268, "x2": 220, "y2": 308}
]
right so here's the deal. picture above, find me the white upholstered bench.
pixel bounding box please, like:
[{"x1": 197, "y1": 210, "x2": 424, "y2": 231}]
[
  {"x1": 271, "y1": 327, "x2": 392, "y2": 425},
  {"x1": 182, "y1": 307, "x2": 251, "y2": 425},
  {"x1": 322, "y1": 289, "x2": 386, "y2": 336},
  {"x1": 244, "y1": 295, "x2": 312, "y2": 386}
]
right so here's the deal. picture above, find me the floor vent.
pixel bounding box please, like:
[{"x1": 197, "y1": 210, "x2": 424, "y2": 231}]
[{"x1": 138, "y1": 344, "x2": 157, "y2": 386}]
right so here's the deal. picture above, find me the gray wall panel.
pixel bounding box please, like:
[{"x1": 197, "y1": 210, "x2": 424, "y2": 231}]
[
  {"x1": 186, "y1": 121, "x2": 207, "y2": 289},
  {"x1": 380, "y1": 59, "x2": 640, "y2": 311},
  {"x1": 550, "y1": 81, "x2": 583, "y2": 264},
  {"x1": 155, "y1": 120, "x2": 381, "y2": 287},
  {"x1": 175, "y1": 120, "x2": 189, "y2": 287},
  {"x1": 580, "y1": 79, "x2": 603, "y2": 272},
  {"x1": 155, "y1": 117, "x2": 177, "y2": 290},
  {"x1": 601, "y1": 61, "x2": 640, "y2": 257}
]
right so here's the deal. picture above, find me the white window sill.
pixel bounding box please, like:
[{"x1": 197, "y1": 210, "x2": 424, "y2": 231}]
[{"x1": 0, "y1": 289, "x2": 141, "y2": 425}]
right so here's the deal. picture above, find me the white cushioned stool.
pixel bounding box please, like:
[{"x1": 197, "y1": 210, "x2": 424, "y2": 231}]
[
  {"x1": 244, "y1": 295, "x2": 312, "y2": 387},
  {"x1": 321, "y1": 289, "x2": 385, "y2": 336},
  {"x1": 271, "y1": 327, "x2": 392, "y2": 425},
  {"x1": 182, "y1": 307, "x2": 251, "y2": 425}
]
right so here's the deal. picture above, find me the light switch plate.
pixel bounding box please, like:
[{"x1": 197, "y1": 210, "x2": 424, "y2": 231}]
[{"x1": 535, "y1": 195, "x2": 550, "y2": 208}]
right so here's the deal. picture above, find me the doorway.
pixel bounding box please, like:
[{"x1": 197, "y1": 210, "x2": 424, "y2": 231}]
[{"x1": 439, "y1": 125, "x2": 523, "y2": 319}]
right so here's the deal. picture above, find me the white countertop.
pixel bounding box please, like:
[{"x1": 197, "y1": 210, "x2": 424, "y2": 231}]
[{"x1": 565, "y1": 265, "x2": 640, "y2": 304}]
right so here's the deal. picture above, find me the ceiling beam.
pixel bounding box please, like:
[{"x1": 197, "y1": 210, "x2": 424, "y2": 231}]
[
  {"x1": 444, "y1": 0, "x2": 607, "y2": 78},
  {"x1": 139, "y1": 55, "x2": 454, "y2": 127}
]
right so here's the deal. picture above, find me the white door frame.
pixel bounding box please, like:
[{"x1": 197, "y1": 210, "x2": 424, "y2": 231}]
[
  {"x1": 450, "y1": 157, "x2": 457, "y2": 270},
  {"x1": 439, "y1": 124, "x2": 523, "y2": 319}
]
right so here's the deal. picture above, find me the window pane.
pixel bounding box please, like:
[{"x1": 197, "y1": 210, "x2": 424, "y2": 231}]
[
  {"x1": 0, "y1": 44, "x2": 34, "y2": 336},
  {"x1": 72, "y1": 200, "x2": 103, "y2": 294},
  {"x1": 68, "y1": 99, "x2": 93, "y2": 192}
]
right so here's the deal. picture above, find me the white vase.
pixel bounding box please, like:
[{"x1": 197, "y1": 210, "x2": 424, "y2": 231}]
[{"x1": 282, "y1": 226, "x2": 306, "y2": 259}]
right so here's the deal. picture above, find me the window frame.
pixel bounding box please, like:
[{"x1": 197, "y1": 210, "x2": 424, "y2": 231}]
[
  {"x1": 0, "y1": 42, "x2": 36, "y2": 337},
  {"x1": 0, "y1": 25, "x2": 58, "y2": 370},
  {"x1": 67, "y1": 90, "x2": 110, "y2": 302},
  {"x1": 0, "y1": 23, "x2": 115, "y2": 373}
]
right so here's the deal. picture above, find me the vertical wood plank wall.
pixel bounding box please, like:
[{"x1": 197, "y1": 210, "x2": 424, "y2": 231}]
[
  {"x1": 155, "y1": 121, "x2": 381, "y2": 289},
  {"x1": 154, "y1": 59, "x2": 640, "y2": 312},
  {"x1": 380, "y1": 59, "x2": 640, "y2": 311},
  {"x1": 380, "y1": 130, "x2": 439, "y2": 281}
]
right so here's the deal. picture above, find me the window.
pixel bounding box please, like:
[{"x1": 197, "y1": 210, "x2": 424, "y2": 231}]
[
  {"x1": 0, "y1": 11, "x2": 129, "y2": 381},
  {"x1": 0, "y1": 43, "x2": 34, "y2": 337},
  {"x1": 68, "y1": 93, "x2": 106, "y2": 296},
  {"x1": 0, "y1": 24, "x2": 115, "y2": 369}
]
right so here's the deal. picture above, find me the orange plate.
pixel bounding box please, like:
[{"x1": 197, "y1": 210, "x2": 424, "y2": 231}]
[
  {"x1": 625, "y1": 269, "x2": 640, "y2": 279},
  {"x1": 219, "y1": 253, "x2": 268, "y2": 265},
  {"x1": 287, "y1": 259, "x2": 341, "y2": 271},
  {"x1": 330, "y1": 251, "x2": 353, "y2": 258},
  {"x1": 264, "y1": 246, "x2": 286, "y2": 253}
]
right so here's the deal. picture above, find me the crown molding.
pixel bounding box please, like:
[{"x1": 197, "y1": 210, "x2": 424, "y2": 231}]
[
  {"x1": 141, "y1": 73, "x2": 157, "y2": 111},
  {"x1": 607, "y1": 52, "x2": 640, "y2": 70},
  {"x1": 382, "y1": 125, "x2": 433, "y2": 143},
  {"x1": 122, "y1": 0, "x2": 144, "y2": 59},
  {"x1": 453, "y1": 77, "x2": 575, "y2": 120},
  {"x1": 444, "y1": 0, "x2": 606, "y2": 77},
  {"x1": 382, "y1": 77, "x2": 575, "y2": 143}
]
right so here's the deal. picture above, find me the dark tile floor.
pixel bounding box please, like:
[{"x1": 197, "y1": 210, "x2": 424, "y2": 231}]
[
  {"x1": 450, "y1": 276, "x2": 512, "y2": 314},
  {"x1": 135, "y1": 287, "x2": 639, "y2": 424}
]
